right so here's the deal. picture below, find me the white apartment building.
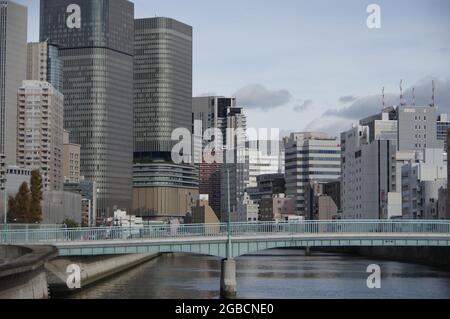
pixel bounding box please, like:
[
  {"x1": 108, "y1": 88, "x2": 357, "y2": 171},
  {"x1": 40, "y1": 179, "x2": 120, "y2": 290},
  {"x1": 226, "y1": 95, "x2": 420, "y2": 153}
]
[
  {"x1": 401, "y1": 149, "x2": 447, "y2": 219},
  {"x1": 63, "y1": 130, "x2": 81, "y2": 183},
  {"x1": 341, "y1": 124, "x2": 401, "y2": 219},
  {"x1": 285, "y1": 132, "x2": 341, "y2": 216},
  {"x1": 342, "y1": 105, "x2": 448, "y2": 220},
  {"x1": 17, "y1": 80, "x2": 64, "y2": 191},
  {"x1": 236, "y1": 192, "x2": 259, "y2": 222}
]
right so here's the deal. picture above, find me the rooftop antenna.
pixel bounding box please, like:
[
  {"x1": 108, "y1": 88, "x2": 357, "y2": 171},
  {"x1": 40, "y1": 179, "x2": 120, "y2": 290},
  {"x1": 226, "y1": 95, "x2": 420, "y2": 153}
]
[
  {"x1": 412, "y1": 87, "x2": 416, "y2": 107},
  {"x1": 431, "y1": 80, "x2": 436, "y2": 107},
  {"x1": 400, "y1": 80, "x2": 405, "y2": 106},
  {"x1": 382, "y1": 87, "x2": 385, "y2": 109}
]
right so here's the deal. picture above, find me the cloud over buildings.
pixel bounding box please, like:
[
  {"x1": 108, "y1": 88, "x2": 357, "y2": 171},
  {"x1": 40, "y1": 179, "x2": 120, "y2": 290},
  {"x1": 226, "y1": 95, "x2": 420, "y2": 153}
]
[{"x1": 234, "y1": 84, "x2": 292, "y2": 111}]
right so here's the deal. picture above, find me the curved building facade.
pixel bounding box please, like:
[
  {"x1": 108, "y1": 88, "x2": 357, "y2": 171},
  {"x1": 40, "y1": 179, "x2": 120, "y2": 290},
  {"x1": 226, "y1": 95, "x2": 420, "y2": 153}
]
[{"x1": 133, "y1": 17, "x2": 198, "y2": 220}]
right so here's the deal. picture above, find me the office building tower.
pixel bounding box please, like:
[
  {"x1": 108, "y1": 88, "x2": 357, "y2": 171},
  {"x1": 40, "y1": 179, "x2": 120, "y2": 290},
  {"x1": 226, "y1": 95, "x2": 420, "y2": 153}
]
[
  {"x1": 341, "y1": 124, "x2": 401, "y2": 219},
  {"x1": 17, "y1": 81, "x2": 64, "y2": 191},
  {"x1": 0, "y1": 0, "x2": 27, "y2": 166},
  {"x1": 27, "y1": 40, "x2": 63, "y2": 92},
  {"x1": 437, "y1": 114, "x2": 450, "y2": 149},
  {"x1": 40, "y1": 0, "x2": 134, "y2": 216},
  {"x1": 193, "y1": 96, "x2": 236, "y2": 218},
  {"x1": 132, "y1": 17, "x2": 198, "y2": 220},
  {"x1": 447, "y1": 128, "x2": 450, "y2": 219},
  {"x1": 397, "y1": 105, "x2": 439, "y2": 151},
  {"x1": 259, "y1": 194, "x2": 295, "y2": 222},
  {"x1": 304, "y1": 181, "x2": 340, "y2": 220},
  {"x1": 285, "y1": 132, "x2": 341, "y2": 216},
  {"x1": 401, "y1": 149, "x2": 447, "y2": 219},
  {"x1": 343, "y1": 104, "x2": 447, "y2": 219},
  {"x1": 63, "y1": 130, "x2": 80, "y2": 183},
  {"x1": 361, "y1": 105, "x2": 440, "y2": 151},
  {"x1": 221, "y1": 107, "x2": 249, "y2": 221},
  {"x1": 248, "y1": 173, "x2": 286, "y2": 204},
  {"x1": 247, "y1": 140, "x2": 282, "y2": 189}
]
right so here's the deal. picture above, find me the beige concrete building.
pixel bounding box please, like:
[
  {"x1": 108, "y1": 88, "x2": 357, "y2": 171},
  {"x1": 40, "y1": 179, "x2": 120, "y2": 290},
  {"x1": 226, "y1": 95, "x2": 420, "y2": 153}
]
[
  {"x1": 17, "y1": 80, "x2": 63, "y2": 191},
  {"x1": 259, "y1": 194, "x2": 296, "y2": 221},
  {"x1": 192, "y1": 196, "x2": 220, "y2": 225},
  {"x1": 133, "y1": 186, "x2": 198, "y2": 221},
  {"x1": 305, "y1": 181, "x2": 340, "y2": 220},
  {"x1": 26, "y1": 40, "x2": 62, "y2": 92},
  {"x1": 63, "y1": 130, "x2": 80, "y2": 183}
]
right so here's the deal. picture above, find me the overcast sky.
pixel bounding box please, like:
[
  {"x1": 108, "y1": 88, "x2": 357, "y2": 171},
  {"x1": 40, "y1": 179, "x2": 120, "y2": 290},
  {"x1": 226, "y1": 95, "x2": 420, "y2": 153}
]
[{"x1": 17, "y1": 0, "x2": 450, "y2": 137}]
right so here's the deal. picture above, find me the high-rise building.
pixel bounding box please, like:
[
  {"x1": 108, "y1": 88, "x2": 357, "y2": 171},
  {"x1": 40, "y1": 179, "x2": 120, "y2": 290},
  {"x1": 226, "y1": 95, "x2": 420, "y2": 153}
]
[
  {"x1": 285, "y1": 132, "x2": 341, "y2": 216},
  {"x1": 447, "y1": 128, "x2": 450, "y2": 219},
  {"x1": 304, "y1": 181, "x2": 340, "y2": 220},
  {"x1": 0, "y1": 0, "x2": 27, "y2": 166},
  {"x1": 401, "y1": 149, "x2": 447, "y2": 219},
  {"x1": 17, "y1": 81, "x2": 64, "y2": 191},
  {"x1": 40, "y1": 0, "x2": 134, "y2": 217},
  {"x1": 221, "y1": 107, "x2": 249, "y2": 221},
  {"x1": 247, "y1": 140, "x2": 283, "y2": 189},
  {"x1": 62, "y1": 130, "x2": 80, "y2": 183},
  {"x1": 193, "y1": 96, "x2": 236, "y2": 218},
  {"x1": 342, "y1": 105, "x2": 446, "y2": 220},
  {"x1": 437, "y1": 114, "x2": 450, "y2": 149},
  {"x1": 132, "y1": 17, "x2": 198, "y2": 220},
  {"x1": 341, "y1": 124, "x2": 401, "y2": 219},
  {"x1": 26, "y1": 40, "x2": 63, "y2": 92}
]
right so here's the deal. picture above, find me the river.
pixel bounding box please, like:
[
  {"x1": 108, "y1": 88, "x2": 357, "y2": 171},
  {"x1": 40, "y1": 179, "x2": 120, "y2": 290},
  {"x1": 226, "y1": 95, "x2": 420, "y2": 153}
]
[{"x1": 65, "y1": 249, "x2": 450, "y2": 299}]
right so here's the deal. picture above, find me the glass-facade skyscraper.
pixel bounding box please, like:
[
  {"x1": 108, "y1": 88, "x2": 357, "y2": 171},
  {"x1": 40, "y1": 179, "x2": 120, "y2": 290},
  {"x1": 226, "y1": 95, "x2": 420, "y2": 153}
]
[
  {"x1": 133, "y1": 17, "x2": 198, "y2": 220},
  {"x1": 40, "y1": 0, "x2": 134, "y2": 217}
]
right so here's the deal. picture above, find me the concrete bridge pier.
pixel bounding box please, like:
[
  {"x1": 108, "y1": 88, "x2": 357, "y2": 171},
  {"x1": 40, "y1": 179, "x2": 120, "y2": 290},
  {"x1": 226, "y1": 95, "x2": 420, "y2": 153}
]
[
  {"x1": 220, "y1": 258, "x2": 236, "y2": 299},
  {"x1": 305, "y1": 247, "x2": 312, "y2": 256}
]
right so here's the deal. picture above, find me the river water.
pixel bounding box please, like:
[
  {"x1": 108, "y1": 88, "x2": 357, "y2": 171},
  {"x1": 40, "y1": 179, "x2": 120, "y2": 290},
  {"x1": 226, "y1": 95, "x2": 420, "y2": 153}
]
[{"x1": 66, "y1": 250, "x2": 450, "y2": 299}]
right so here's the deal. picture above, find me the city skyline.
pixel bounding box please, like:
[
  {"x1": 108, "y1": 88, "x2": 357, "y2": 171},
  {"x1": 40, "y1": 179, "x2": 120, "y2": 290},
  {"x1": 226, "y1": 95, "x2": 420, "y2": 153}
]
[{"x1": 15, "y1": 0, "x2": 450, "y2": 137}]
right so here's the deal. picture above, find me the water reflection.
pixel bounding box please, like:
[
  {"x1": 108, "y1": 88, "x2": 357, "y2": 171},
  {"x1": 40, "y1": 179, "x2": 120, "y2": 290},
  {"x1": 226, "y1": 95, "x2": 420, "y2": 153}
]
[{"x1": 65, "y1": 250, "x2": 450, "y2": 299}]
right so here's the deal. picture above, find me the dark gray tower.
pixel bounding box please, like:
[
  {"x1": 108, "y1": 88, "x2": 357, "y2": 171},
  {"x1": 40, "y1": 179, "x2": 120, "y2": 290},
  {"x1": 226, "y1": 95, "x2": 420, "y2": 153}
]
[
  {"x1": 0, "y1": 0, "x2": 27, "y2": 166},
  {"x1": 40, "y1": 0, "x2": 134, "y2": 217},
  {"x1": 133, "y1": 17, "x2": 198, "y2": 220}
]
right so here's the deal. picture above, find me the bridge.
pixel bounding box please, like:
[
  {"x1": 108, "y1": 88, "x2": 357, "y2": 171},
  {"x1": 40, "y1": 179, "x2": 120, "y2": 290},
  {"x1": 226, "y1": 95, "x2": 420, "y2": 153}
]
[{"x1": 1, "y1": 220, "x2": 450, "y2": 298}]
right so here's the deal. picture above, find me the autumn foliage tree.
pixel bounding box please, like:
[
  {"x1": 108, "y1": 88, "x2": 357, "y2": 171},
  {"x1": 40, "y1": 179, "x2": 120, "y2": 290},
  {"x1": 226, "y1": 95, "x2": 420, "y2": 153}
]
[
  {"x1": 29, "y1": 170, "x2": 43, "y2": 223},
  {"x1": 8, "y1": 182, "x2": 31, "y2": 223},
  {"x1": 8, "y1": 170, "x2": 43, "y2": 224}
]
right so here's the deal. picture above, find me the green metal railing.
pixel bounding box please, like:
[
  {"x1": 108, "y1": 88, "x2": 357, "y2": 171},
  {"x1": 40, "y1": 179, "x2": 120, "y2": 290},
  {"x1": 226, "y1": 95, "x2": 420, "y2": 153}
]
[{"x1": 1, "y1": 220, "x2": 450, "y2": 245}]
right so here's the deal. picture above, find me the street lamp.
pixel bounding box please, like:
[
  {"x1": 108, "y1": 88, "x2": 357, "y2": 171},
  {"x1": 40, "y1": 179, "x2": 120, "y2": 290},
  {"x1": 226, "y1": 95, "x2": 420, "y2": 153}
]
[
  {"x1": 227, "y1": 168, "x2": 231, "y2": 259},
  {"x1": 1, "y1": 177, "x2": 6, "y2": 225}
]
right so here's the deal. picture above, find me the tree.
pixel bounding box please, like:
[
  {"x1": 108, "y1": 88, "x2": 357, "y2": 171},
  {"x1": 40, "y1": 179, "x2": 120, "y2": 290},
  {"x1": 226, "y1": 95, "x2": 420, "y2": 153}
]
[
  {"x1": 7, "y1": 196, "x2": 17, "y2": 223},
  {"x1": 29, "y1": 170, "x2": 43, "y2": 223},
  {"x1": 9, "y1": 182, "x2": 31, "y2": 223},
  {"x1": 62, "y1": 219, "x2": 79, "y2": 228}
]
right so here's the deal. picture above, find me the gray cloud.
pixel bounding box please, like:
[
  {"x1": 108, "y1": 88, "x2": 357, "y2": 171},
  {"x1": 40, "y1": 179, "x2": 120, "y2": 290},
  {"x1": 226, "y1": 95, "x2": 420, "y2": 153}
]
[
  {"x1": 306, "y1": 77, "x2": 450, "y2": 136},
  {"x1": 339, "y1": 95, "x2": 358, "y2": 104},
  {"x1": 325, "y1": 77, "x2": 450, "y2": 120},
  {"x1": 293, "y1": 100, "x2": 313, "y2": 112},
  {"x1": 234, "y1": 84, "x2": 292, "y2": 111}
]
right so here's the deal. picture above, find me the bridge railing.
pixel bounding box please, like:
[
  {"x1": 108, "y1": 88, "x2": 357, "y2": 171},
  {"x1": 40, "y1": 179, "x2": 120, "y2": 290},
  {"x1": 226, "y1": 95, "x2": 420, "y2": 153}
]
[{"x1": 1, "y1": 220, "x2": 450, "y2": 244}]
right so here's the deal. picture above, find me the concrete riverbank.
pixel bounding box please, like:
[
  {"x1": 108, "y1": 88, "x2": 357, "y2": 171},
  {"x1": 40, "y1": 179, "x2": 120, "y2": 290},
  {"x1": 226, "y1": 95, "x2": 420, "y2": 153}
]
[
  {"x1": 0, "y1": 245, "x2": 57, "y2": 299},
  {"x1": 46, "y1": 253, "x2": 161, "y2": 296}
]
